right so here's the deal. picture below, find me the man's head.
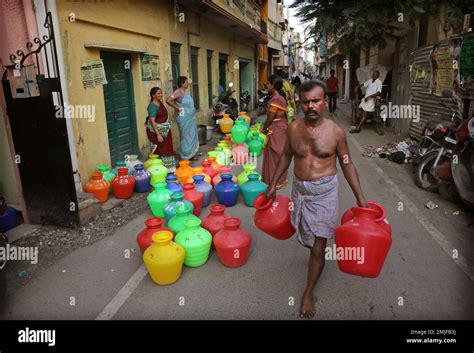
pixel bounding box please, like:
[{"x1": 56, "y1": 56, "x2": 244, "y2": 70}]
[
  {"x1": 372, "y1": 70, "x2": 380, "y2": 80},
  {"x1": 330, "y1": 69, "x2": 335, "y2": 77},
  {"x1": 299, "y1": 80, "x2": 328, "y2": 123},
  {"x1": 280, "y1": 70, "x2": 289, "y2": 80}
]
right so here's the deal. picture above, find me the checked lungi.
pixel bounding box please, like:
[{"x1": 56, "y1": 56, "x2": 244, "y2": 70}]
[{"x1": 291, "y1": 174, "x2": 339, "y2": 248}]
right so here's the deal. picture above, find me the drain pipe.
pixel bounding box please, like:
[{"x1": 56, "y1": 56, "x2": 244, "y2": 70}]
[{"x1": 45, "y1": 0, "x2": 82, "y2": 192}]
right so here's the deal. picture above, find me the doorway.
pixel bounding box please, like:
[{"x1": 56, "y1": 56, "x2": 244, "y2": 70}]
[
  {"x1": 101, "y1": 52, "x2": 139, "y2": 166},
  {"x1": 239, "y1": 59, "x2": 252, "y2": 111},
  {"x1": 1, "y1": 12, "x2": 79, "y2": 227}
]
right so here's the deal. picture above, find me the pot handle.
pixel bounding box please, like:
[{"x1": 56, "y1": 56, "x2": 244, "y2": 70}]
[
  {"x1": 367, "y1": 201, "x2": 386, "y2": 223},
  {"x1": 254, "y1": 192, "x2": 274, "y2": 210},
  {"x1": 351, "y1": 206, "x2": 380, "y2": 219}
]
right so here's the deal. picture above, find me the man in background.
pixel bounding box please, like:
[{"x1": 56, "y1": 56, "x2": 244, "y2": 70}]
[
  {"x1": 351, "y1": 70, "x2": 382, "y2": 133},
  {"x1": 326, "y1": 69, "x2": 339, "y2": 117}
]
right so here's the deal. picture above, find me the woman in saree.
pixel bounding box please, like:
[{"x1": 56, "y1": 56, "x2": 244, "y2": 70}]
[
  {"x1": 166, "y1": 76, "x2": 199, "y2": 161},
  {"x1": 262, "y1": 74, "x2": 289, "y2": 189},
  {"x1": 146, "y1": 87, "x2": 176, "y2": 172}
]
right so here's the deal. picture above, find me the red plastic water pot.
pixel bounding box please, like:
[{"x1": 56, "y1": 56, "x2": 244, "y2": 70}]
[
  {"x1": 253, "y1": 193, "x2": 295, "y2": 240},
  {"x1": 335, "y1": 207, "x2": 392, "y2": 278},
  {"x1": 201, "y1": 161, "x2": 218, "y2": 185},
  {"x1": 112, "y1": 168, "x2": 135, "y2": 199},
  {"x1": 136, "y1": 218, "x2": 173, "y2": 254},
  {"x1": 201, "y1": 204, "x2": 231, "y2": 249},
  {"x1": 214, "y1": 218, "x2": 252, "y2": 267},
  {"x1": 341, "y1": 201, "x2": 391, "y2": 236},
  {"x1": 183, "y1": 183, "x2": 203, "y2": 217}
]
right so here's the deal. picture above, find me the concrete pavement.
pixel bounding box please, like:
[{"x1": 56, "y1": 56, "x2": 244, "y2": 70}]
[{"x1": 2, "y1": 104, "x2": 473, "y2": 320}]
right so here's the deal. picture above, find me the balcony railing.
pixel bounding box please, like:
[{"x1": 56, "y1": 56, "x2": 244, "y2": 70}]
[
  {"x1": 268, "y1": 19, "x2": 282, "y2": 41},
  {"x1": 229, "y1": 0, "x2": 264, "y2": 32}
]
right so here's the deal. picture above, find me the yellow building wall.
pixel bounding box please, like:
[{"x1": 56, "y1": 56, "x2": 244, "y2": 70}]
[
  {"x1": 56, "y1": 0, "x2": 255, "y2": 186},
  {"x1": 57, "y1": 0, "x2": 170, "y2": 185},
  {"x1": 176, "y1": 11, "x2": 255, "y2": 115}
]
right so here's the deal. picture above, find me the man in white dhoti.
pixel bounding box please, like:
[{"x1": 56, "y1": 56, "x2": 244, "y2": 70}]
[{"x1": 350, "y1": 70, "x2": 382, "y2": 133}]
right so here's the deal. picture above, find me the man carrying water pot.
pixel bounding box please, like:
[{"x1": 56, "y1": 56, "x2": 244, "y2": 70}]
[{"x1": 266, "y1": 80, "x2": 368, "y2": 319}]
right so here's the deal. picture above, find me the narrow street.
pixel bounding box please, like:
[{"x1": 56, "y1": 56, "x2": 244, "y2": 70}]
[{"x1": 2, "y1": 103, "x2": 472, "y2": 320}]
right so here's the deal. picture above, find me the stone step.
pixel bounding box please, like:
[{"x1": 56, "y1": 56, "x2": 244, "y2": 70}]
[{"x1": 77, "y1": 192, "x2": 101, "y2": 226}]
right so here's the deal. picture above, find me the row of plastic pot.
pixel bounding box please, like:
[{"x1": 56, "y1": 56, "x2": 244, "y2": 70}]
[
  {"x1": 83, "y1": 154, "x2": 168, "y2": 203},
  {"x1": 147, "y1": 171, "x2": 267, "y2": 220},
  {"x1": 138, "y1": 205, "x2": 252, "y2": 285},
  {"x1": 84, "y1": 155, "x2": 205, "y2": 204},
  {"x1": 146, "y1": 189, "x2": 296, "y2": 249}
]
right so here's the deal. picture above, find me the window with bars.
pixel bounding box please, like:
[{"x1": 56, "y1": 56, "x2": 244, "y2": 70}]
[
  {"x1": 170, "y1": 42, "x2": 181, "y2": 91},
  {"x1": 207, "y1": 50, "x2": 213, "y2": 108},
  {"x1": 219, "y1": 53, "x2": 228, "y2": 91},
  {"x1": 190, "y1": 46, "x2": 200, "y2": 110}
]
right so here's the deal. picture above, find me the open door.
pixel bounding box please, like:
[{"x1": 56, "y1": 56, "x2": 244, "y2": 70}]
[{"x1": 1, "y1": 12, "x2": 79, "y2": 227}]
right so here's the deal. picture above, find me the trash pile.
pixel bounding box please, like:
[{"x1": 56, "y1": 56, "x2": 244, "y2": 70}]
[{"x1": 362, "y1": 138, "x2": 418, "y2": 164}]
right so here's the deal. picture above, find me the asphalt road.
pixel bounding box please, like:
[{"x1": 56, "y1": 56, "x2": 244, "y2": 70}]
[{"x1": 2, "y1": 105, "x2": 473, "y2": 320}]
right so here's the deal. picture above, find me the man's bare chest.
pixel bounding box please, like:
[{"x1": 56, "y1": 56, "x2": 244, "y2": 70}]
[{"x1": 291, "y1": 132, "x2": 337, "y2": 159}]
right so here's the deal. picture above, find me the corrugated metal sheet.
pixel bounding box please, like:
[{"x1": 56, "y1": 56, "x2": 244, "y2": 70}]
[{"x1": 409, "y1": 33, "x2": 474, "y2": 140}]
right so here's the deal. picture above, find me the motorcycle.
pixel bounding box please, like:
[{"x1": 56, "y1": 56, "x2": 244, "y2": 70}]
[
  {"x1": 211, "y1": 83, "x2": 239, "y2": 124},
  {"x1": 451, "y1": 116, "x2": 474, "y2": 207},
  {"x1": 257, "y1": 88, "x2": 270, "y2": 116},
  {"x1": 414, "y1": 90, "x2": 463, "y2": 195},
  {"x1": 240, "y1": 89, "x2": 250, "y2": 112}
]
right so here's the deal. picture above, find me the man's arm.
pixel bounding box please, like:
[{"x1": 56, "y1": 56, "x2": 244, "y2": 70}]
[
  {"x1": 265, "y1": 128, "x2": 293, "y2": 199},
  {"x1": 354, "y1": 81, "x2": 365, "y2": 92},
  {"x1": 364, "y1": 91, "x2": 381, "y2": 101},
  {"x1": 336, "y1": 128, "x2": 368, "y2": 207}
]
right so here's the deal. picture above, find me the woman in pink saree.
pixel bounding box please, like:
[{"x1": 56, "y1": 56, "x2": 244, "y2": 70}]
[{"x1": 262, "y1": 74, "x2": 289, "y2": 189}]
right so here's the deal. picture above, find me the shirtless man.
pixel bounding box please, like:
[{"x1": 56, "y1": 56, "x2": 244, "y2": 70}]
[{"x1": 265, "y1": 80, "x2": 368, "y2": 318}]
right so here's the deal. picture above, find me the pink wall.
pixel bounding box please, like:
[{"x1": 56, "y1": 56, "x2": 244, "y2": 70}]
[{"x1": 0, "y1": 0, "x2": 40, "y2": 67}]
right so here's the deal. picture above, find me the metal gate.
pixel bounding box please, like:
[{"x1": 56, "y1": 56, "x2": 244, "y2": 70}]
[
  {"x1": 409, "y1": 33, "x2": 474, "y2": 140},
  {"x1": 1, "y1": 12, "x2": 80, "y2": 227}
]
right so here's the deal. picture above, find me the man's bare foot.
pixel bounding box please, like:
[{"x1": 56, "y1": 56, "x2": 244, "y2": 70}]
[{"x1": 299, "y1": 292, "x2": 315, "y2": 319}]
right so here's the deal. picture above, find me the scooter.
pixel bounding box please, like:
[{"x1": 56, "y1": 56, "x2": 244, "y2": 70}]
[
  {"x1": 240, "y1": 89, "x2": 250, "y2": 112},
  {"x1": 257, "y1": 88, "x2": 270, "y2": 116},
  {"x1": 211, "y1": 83, "x2": 239, "y2": 124}
]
